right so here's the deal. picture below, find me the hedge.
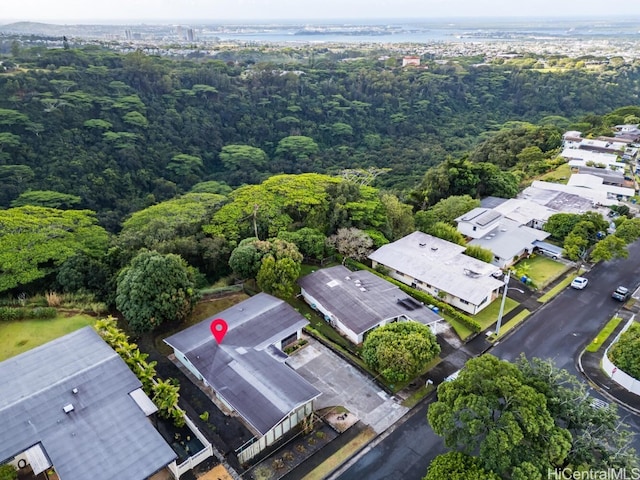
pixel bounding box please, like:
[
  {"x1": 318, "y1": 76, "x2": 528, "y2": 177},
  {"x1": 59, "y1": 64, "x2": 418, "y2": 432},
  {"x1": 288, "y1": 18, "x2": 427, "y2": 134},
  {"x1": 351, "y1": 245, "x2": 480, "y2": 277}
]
[
  {"x1": 0, "y1": 307, "x2": 58, "y2": 321},
  {"x1": 345, "y1": 259, "x2": 482, "y2": 333}
]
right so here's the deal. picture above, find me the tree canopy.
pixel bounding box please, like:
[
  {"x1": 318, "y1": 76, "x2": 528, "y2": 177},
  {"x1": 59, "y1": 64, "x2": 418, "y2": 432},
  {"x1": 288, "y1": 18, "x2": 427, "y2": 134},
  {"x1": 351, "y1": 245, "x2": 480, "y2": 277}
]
[
  {"x1": 608, "y1": 323, "x2": 640, "y2": 380},
  {"x1": 116, "y1": 250, "x2": 199, "y2": 333},
  {"x1": 428, "y1": 354, "x2": 638, "y2": 479},
  {"x1": 362, "y1": 322, "x2": 440, "y2": 383},
  {"x1": 0, "y1": 206, "x2": 108, "y2": 292}
]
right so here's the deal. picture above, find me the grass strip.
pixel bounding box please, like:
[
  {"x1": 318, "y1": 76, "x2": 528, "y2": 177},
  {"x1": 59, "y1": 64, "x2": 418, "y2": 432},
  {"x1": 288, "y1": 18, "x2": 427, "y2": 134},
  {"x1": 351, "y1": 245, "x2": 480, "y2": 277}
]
[
  {"x1": 586, "y1": 317, "x2": 623, "y2": 353},
  {"x1": 489, "y1": 309, "x2": 530, "y2": 342},
  {"x1": 302, "y1": 427, "x2": 377, "y2": 480}
]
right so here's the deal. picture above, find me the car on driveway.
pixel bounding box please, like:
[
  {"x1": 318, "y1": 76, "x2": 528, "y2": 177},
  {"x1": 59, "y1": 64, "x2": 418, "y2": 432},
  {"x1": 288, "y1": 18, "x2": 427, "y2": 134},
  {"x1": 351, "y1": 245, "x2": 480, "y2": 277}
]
[
  {"x1": 571, "y1": 277, "x2": 589, "y2": 290},
  {"x1": 612, "y1": 286, "x2": 630, "y2": 301}
]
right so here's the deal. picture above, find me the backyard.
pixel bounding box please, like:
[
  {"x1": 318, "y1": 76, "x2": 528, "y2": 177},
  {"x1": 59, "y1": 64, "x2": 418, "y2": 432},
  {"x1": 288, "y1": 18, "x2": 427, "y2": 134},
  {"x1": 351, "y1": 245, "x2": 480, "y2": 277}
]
[{"x1": 0, "y1": 313, "x2": 96, "y2": 361}]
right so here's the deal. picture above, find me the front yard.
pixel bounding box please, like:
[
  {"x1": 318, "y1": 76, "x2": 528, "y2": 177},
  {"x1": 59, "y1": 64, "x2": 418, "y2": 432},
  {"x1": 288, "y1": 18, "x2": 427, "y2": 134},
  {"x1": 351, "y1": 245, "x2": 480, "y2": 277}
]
[
  {"x1": 472, "y1": 296, "x2": 518, "y2": 331},
  {"x1": 514, "y1": 254, "x2": 570, "y2": 289}
]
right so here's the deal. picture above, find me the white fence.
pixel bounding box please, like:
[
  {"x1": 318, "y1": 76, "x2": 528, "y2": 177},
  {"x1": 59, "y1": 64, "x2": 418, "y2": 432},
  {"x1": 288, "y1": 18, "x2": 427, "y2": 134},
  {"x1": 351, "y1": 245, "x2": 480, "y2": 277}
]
[
  {"x1": 602, "y1": 317, "x2": 640, "y2": 396},
  {"x1": 167, "y1": 415, "x2": 214, "y2": 479}
]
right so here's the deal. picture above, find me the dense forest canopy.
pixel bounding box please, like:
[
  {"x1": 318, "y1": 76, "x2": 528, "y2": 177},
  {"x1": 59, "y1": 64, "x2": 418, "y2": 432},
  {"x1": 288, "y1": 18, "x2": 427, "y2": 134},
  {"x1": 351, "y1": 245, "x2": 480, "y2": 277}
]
[{"x1": 1, "y1": 44, "x2": 640, "y2": 230}]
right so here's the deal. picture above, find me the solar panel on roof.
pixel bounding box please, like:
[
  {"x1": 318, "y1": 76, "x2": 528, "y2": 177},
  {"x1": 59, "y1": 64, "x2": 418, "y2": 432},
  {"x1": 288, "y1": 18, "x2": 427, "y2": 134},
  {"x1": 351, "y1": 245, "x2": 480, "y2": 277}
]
[
  {"x1": 475, "y1": 210, "x2": 501, "y2": 226},
  {"x1": 461, "y1": 209, "x2": 485, "y2": 221},
  {"x1": 402, "y1": 297, "x2": 423, "y2": 309}
]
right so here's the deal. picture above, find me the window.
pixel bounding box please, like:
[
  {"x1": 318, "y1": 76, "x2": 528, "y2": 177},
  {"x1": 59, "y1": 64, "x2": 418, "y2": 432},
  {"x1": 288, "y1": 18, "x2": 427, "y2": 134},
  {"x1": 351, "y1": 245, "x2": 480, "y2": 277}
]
[{"x1": 460, "y1": 299, "x2": 470, "y2": 305}]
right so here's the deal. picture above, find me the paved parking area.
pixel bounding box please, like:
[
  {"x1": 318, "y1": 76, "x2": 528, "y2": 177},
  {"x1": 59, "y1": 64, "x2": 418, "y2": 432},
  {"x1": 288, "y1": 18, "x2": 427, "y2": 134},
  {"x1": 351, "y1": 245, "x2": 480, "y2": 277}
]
[{"x1": 286, "y1": 336, "x2": 408, "y2": 434}]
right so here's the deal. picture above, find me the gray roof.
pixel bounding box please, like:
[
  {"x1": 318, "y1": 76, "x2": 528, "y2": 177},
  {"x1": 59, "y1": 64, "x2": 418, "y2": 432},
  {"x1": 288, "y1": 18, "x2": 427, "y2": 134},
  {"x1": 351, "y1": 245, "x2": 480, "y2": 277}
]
[
  {"x1": 297, "y1": 266, "x2": 443, "y2": 335},
  {"x1": 480, "y1": 196, "x2": 508, "y2": 209},
  {"x1": 0, "y1": 327, "x2": 176, "y2": 480},
  {"x1": 469, "y1": 218, "x2": 549, "y2": 260},
  {"x1": 574, "y1": 166, "x2": 625, "y2": 185},
  {"x1": 164, "y1": 293, "x2": 320, "y2": 436},
  {"x1": 369, "y1": 232, "x2": 503, "y2": 306},
  {"x1": 532, "y1": 240, "x2": 563, "y2": 255}
]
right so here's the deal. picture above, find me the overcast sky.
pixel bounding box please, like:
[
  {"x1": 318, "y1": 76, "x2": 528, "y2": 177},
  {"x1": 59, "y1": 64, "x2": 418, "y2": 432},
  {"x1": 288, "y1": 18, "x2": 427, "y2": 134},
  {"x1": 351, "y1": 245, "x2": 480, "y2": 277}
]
[{"x1": 2, "y1": 0, "x2": 640, "y2": 23}]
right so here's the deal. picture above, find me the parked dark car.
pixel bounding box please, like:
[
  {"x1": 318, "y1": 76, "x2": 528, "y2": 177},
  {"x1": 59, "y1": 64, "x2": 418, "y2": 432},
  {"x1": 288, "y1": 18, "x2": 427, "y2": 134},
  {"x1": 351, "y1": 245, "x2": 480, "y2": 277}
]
[{"x1": 612, "y1": 286, "x2": 630, "y2": 301}]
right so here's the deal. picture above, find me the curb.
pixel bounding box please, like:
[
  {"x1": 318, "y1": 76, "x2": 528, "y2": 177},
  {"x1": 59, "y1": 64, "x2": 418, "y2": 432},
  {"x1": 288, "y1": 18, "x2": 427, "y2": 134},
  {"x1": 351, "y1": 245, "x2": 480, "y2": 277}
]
[{"x1": 576, "y1": 311, "x2": 640, "y2": 417}]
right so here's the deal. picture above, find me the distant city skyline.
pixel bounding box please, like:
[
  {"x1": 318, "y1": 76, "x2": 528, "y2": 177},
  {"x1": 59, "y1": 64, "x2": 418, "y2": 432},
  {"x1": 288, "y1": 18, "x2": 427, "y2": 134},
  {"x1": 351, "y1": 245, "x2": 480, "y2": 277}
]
[{"x1": 2, "y1": 0, "x2": 640, "y2": 24}]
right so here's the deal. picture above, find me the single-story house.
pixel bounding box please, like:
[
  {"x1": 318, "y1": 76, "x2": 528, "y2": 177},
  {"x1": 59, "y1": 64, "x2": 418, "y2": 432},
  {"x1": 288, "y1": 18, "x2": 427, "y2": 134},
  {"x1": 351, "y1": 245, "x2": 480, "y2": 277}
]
[
  {"x1": 560, "y1": 147, "x2": 620, "y2": 166},
  {"x1": 0, "y1": 327, "x2": 177, "y2": 480},
  {"x1": 562, "y1": 130, "x2": 583, "y2": 148},
  {"x1": 369, "y1": 231, "x2": 504, "y2": 315},
  {"x1": 614, "y1": 124, "x2": 640, "y2": 143},
  {"x1": 569, "y1": 166, "x2": 626, "y2": 186},
  {"x1": 492, "y1": 198, "x2": 557, "y2": 230},
  {"x1": 525, "y1": 180, "x2": 619, "y2": 207},
  {"x1": 520, "y1": 183, "x2": 610, "y2": 215},
  {"x1": 164, "y1": 293, "x2": 321, "y2": 464},
  {"x1": 567, "y1": 173, "x2": 635, "y2": 200},
  {"x1": 455, "y1": 208, "x2": 549, "y2": 268},
  {"x1": 578, "y1": 138, "x2": 626, "y2": 155},
  {"x1": 298, "y1": 265, "x2": 443, "y2": 344}
]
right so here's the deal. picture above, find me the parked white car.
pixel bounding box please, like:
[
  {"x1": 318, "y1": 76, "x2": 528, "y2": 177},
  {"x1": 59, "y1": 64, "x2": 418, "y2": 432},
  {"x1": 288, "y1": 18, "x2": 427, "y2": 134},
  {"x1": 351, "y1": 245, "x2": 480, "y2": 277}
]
[{"x1": 571, "y1": 277, "x2": 589, "y2": 290}]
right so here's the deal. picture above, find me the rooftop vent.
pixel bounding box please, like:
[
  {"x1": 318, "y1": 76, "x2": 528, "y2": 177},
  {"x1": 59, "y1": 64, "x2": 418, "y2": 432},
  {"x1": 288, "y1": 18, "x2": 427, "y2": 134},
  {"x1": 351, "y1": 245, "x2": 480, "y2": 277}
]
[
  {"x1": 72, "y1": 388, "x2": 78, "y2": 394},
  {"x1": 419, "y1": 242, "x2": 427, "y2": 248},
  {"x1": 63, "y1": 404, "x2": 74, "y2": 414},
  {"x1": 431, "y1": 247, "x2": 438, "y2": 251},
  {"x1": 359, "y1": 287, "x2": 367, "y2": 292}
]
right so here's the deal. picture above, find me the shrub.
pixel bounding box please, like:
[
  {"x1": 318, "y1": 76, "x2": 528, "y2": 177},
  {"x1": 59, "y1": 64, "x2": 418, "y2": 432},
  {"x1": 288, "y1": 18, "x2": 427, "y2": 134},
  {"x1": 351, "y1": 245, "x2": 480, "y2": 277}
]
[
  {"x1": 31, "y1": 307, "x2": 57, "y2": 319},
  {"x1": 282, "y1": 451, "x2": 294, "y2": 462},
  {"x1": 199, "y1": 411, "x2": 209, "y2": 422},
  {"x1": 45, "y1": 291, "x2": 62, "y2": 307},
  {"x1": 0, "y1": 464, "x2": 18, "y2": 480},
  {"x1": 0, "y1": 307, "x2": 57, "y2": 321}
]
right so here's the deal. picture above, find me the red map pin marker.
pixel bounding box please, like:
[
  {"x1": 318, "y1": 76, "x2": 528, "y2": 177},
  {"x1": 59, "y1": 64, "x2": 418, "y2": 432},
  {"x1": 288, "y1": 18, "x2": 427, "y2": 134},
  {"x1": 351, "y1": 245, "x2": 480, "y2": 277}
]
[{"x1": 210, "y1": 318, "x2": 228, "y2": 344}]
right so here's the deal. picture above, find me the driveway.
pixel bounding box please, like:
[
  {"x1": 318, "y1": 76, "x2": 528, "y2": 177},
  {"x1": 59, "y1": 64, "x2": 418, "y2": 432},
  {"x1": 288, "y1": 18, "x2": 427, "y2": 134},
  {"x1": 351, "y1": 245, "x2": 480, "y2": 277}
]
[{"x1": 286, "y1": 336, "x2": 408, "y2": 434}]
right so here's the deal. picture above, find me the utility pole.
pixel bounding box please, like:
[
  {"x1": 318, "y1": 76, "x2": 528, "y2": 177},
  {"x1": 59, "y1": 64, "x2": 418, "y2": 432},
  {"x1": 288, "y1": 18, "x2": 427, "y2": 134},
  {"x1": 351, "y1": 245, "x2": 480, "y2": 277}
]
[{"x1": 495, "y1": 270, "x2": 511, "y2": 337}]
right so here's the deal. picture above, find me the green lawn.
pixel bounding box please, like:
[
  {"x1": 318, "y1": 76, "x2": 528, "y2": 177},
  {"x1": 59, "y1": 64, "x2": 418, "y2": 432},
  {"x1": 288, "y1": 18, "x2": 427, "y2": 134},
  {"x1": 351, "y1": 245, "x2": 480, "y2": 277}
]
[
  {"x1": 472, "y1": 297, "x2": 518, "y2": 331},
  {"x1": 538, "y1": 162, "x2": 571, "y2": 183},
  {"x1": 489, "y1": 309, "x2": 530, "y2": 341},
  {"x1": 446, "y1": 317, "x2": 474, "y2": 341},
  {"x1": 586, "y1": 317, "x2": 623, "y2": 353},
  {"x1": 516, "y1": 255, "x2": 569, "y2": 289},
  {"x1": 0, "y1": 314, "x2": 96, "y2": 361}
]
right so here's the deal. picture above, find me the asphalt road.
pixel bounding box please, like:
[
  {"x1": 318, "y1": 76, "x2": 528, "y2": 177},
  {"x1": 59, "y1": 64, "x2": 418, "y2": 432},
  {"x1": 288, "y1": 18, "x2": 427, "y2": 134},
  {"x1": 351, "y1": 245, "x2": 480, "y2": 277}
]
[{"x1": 336, "y1": 242, "x2": 640, "y2": 480}]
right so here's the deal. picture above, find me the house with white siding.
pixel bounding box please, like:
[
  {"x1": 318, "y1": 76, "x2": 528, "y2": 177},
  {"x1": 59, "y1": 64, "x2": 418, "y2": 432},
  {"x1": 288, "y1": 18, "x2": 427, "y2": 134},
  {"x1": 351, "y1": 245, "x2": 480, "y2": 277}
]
[{"x1": 369, "y1": 232, "x2": 503, "y2": 315}]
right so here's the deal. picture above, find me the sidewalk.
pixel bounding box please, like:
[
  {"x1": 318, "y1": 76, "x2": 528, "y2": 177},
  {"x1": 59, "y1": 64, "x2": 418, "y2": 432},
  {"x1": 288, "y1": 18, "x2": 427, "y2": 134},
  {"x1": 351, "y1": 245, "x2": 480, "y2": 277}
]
[{"x1": 579, "y1": 306, "x2": 640, "y2": 416}]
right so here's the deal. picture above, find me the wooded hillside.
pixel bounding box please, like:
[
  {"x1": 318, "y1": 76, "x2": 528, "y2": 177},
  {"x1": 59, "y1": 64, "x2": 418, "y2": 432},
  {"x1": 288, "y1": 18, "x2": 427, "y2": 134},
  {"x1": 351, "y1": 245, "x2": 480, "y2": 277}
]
[{"x1": 2, "y1": 45, "x2": 640, "y2": 229}]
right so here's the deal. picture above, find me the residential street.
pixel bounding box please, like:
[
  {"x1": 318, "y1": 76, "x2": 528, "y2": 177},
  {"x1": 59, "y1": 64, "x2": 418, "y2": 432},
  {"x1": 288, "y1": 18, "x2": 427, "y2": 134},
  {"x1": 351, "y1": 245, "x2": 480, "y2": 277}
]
[{"x1": 335, "y1": 241, "x2": 640, "y2": 480}]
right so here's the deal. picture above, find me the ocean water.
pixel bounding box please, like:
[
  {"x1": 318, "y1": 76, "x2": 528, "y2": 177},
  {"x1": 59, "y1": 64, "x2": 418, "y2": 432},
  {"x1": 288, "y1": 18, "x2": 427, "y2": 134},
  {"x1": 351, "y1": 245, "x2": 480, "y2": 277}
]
[{"x1": 203, "y1": 17, "x2": 640, "y2": 44}]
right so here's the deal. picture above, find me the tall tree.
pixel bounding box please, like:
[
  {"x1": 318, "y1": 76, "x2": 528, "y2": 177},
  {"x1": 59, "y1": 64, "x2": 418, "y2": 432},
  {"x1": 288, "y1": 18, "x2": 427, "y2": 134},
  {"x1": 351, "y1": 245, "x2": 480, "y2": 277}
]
[
  {"x1": 0, "y1": 206, "x2": 108, "y2": 292},
  {"x1": 428, "y1": 354, "x2": 572, "y2": 478},
  {"x1": 116, "y1": 250, "x2": 199, "y2": 333},
  {"x1": 328, "y1": 227, "x2": 374, "y2": 263},
  {"x1": 362, "y1": 322, "x2": 440, "y2": 383}
]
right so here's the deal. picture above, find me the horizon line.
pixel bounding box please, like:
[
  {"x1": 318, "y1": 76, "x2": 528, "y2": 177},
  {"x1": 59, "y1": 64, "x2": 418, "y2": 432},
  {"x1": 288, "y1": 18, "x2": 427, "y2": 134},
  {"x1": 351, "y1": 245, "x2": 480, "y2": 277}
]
[{"x1": 1, "y1": 14, "x2": 638, "y2": 26}]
